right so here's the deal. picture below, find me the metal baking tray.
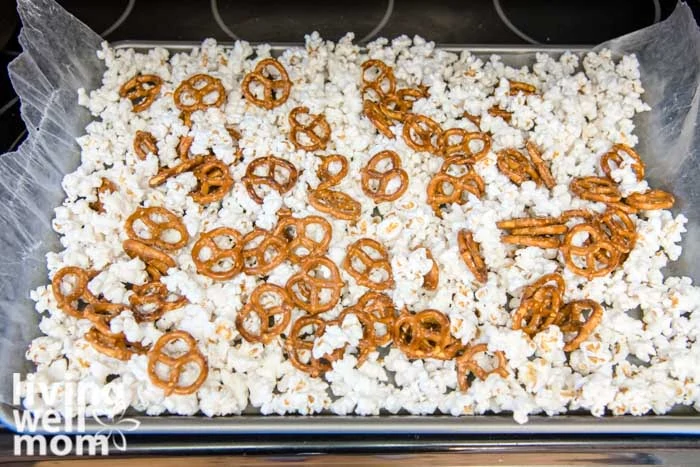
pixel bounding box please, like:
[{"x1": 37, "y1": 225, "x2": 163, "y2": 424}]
[{"x1": 2, "y1": 41, "x2": 698, "y2": 436}]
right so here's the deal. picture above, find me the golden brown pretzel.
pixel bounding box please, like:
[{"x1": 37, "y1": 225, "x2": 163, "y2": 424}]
[
  {"x1": 360, "y1": 59, "x2": 396, "y2": 101},
  {"x1": 148, "y1": 137, "x2": 205, "y2": 188},
  {"x1": 191, "y1": 227, "x2": 244, "y2": 280},
  {"x1": 235, "y1": 283, "x2": 292, "y2": 344},
  {"x1": 488, "y1": 105, "x2": 512, "y2": 122},
  {"x1": 595, "y1": 206, "x2": 637, "y2": 253},
  {"x1": 288, "y1": 107, "x2": 331, "y2": 151},
  {"x1": 377, "y1": 87, "x2": 427, "y2": 122},
  {"x1": 508, "y1": 80, "x2": 537, "y2": 96},
  {"x1": 455, "y1": 343, "x2": 508, "y2": 392},
  {"x1": 360, "y1": 150, "x2": 409, "y2": 202},
  {"x1": 273, "y1": 214, "x2": 332, "y2": 264},
  {"x1": 174, "y1": 74, "x2": 226, "y2": 126},
  {"x1": 457, "y1": 230, "x2": 488, "y2": 283},
  {"x1": 123, "y1": 239, "x2": 177, "y2": 281},
  {"x1": 133, "y1": 130, "x2": 158, "y2": 160},
  {"x1": 241, "y1": 228, "x2": 288, "y2": 275},
  {"x1": 119, "y1": 74, "x2": 163, "y2": 112},
  {"x1": 570, "y1": 176, "x2": 621, "y2": 203},
  {"x1": 393, "y1": 309, "x2": 460, "y2": 360},
  {"x1": 343, "y1": 238, "x2": 394, "y2": 290},
  {"x1": 286, "y1": 256, "x2": 343, "y2": 313},
  {"x1": 512, "y1": 273, "x2": 565, "y2": 336},
  {"x1": 437, "y1": 128, "x2": 491, "y2": 163},
  {"x1": 147, "y1": 330, "x2": 208, "y2": 396},
  {"x1": 363, "y1": 100, "x2": 395, "y2": 138},
  {"x1": 354, "y1": 291, "x2": 396, "y2": 346},
  {"x1": 624, "y1": 189, "x2": 675, "y2": 211},
  {"x1": 125, "y1": 207, "x2": 189, "y2": 251},
  {"x1": 243, "y1": 155, "x2": 299, "y2": 204},
  {"x1": 526, "y1": 141, "x2": 556, "y2": 189},
  {"x1": 241, "y1": 58, "x2": 292, "y2": 110},
  {"x1": 51, "y1": 266, "x2": 98, "y2": 318},
  {"x1": 600, "y1": 144, "x2": 645, "y2": 181},
  {"x1": 129, "y1": 281, "x2": 187, "y2": 322},
  {"x1": 190, "y1": 156, "x2": 233, "y2": 204},
  {"x1": 285, "y1": 315, "x2": 344, "y2": 377},
  {"x1": 308, "y1": 188, "x2": 361, "y2": 221},
  {"x1": 317, "y1": 154, "x2": 349, "y2": 189},
  {"x1": 85, "y1": 327, "x2": 147, "y2": 361},
  {"x1": 561, "y1": 223, "x2": 621, "y2": 279},
  {"x1": 422, "y1": 248, "x2": 440, "y2": 291},
  {"x1": 426, "y1": 157, "x2": 485, "y2": 215},
  {"x1": 497, "y1": 148, "x2": 541, "y2": 186},
  {"x1": 554, "y1": 299, "x2": 603, "y2": 351},
  {"x1": 89, "y1": 177, "x2": 117, "y2": 213},
  {"x1": 334, "y1": 307, "x2": 377, "y2": 366},
  {"x1": 501, "y1": 235, "x2": 561, "y2": 249},
  {"x1": 83, "y1": 302, "x2": 129, "y2": 336},
  {"x1": 402, "y1": 114, "x2": 443, "y2": 154}
]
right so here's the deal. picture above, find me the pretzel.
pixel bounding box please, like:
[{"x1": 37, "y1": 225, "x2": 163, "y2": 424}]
[
  {"x1": 595, "y1": 206, "x2": 637, "y2": 253},
  {"x1": 241, "y1": 58, "x2": 292, "y2": 110},
  {"x1": 561, "y1": 223, "x2": 621, "y2": 279},
  {"x1": 191, "y1": 227, "x2": 244, "y2": 280},
  {"x1": 83, "y1": 302, "x2": 129, "y2": 336},
  {"x1": 354, "y1": 291, "x2": 396, "y2": 346},
  {"x1": 497, "y1": 148, "x2": 541, "y2": 186},
  {"x1": 343, "y1": 238, "x2": 394, "y2": 290},
  {"x1": 235, "y1": 283, "x2": 292, "y2": 344},
  {"x1": 360, "y1": 59, "x2": 396, "y2": 101},
  {"x1": 360, "y1": 150, "x2": 409, "y2": 202},
  {"x1": 133, "y1": 130, "x2": 158, "y2": 160},
  {"x1": 147, "y1": 331, "x2": 208, "y2": 396},
  {"x1": 243, "y1": 156, "x2": 299, "y2": 204},
  {"x1": 378, "y1": 87, "x2": 427, "y2": 122},
  {"x1": 402, "y1": 114, "x2": 443, "y2": 154},
  {"x1": 394, "y1": 309, "x2": 459, "y2": 360},
  {"x1": 526, "y1": 141, "x2": 556, "y2": 189},
  {"x1": 288, "y1": 107, "x2": 331, "y2": 151},
  {"x1": 624, "y1": 189, "x2": 675, "y2": 211},
  {"x1": 437, "y1": 128, "x2": 491, "y2": 163},
  {"x1": 502, "y1": 235, "x2": 561, "y2": 249},
  {"x1": 285, "y1": 316, "x2": 344, "y2": 377},
  {"x1": 426, "y1": 158, "x2": 485, "y2": 215},
  {"x1": 363, "y1": 100, "x2": 395, "y2": 138},
  {"x1": 51, "y1": 266, "x2": 97, "y2": 318},
  {"x1": 605, "y1": 200, "x2": 639, "y2": 215},
  {"x1": 241, "y1": 228, "x2": 288, "y2": 275},
  {"x1": 225, "y1": 125, "x2": 244, "y2": 164},
  {"x1": 89, "y1": 177, "x2": 117, "y2": 213},
  {"x1": 148, "y1": 137, "x2": 205, "y2": 188},
  {"x1": 554, "y1": 299, "x2": 603, "y2": 351},
  {"x1": 273, "y1": 215, "x2": 332, "y2": 264},
  {"x1": 119, "y1": 74, "x2": 163, "y2": 112},
  {"x1": 422, "y1": 248, "x2": 440, "y2": 291},
  {"x1": 125, "y1": 207, "x2": 189, "y2": 251},
  {"x1": 286, "y1": 256, "x2": 343, "y2": 313},
  {"x1": 559, "y1": 209, "x2": 595, "y2": 222},
  {"x1": 512, "y1": 273, "x2": 565, "y2": 336},
  {"x1": 462, "y1": 112, "x2": 482, "y2": 129},
  {"x1": 123, "y1": 239, "x2": 176, "y2": 281},
  {"x1": 308, "y1": 188, "x2": 361, "y2": 221},
  {"x1": 570, "y1": 177, "x2": 621, "y2": 203},
  {"x1": 129, "y1": 281, "x2": 187, "y2": 322},
  {"x1": 457, "y1": 230, "x2": 488, "y2": 283},
  {"x1": 85, "y1": 327, "x2": 147, "y2": 361},
  {"x1": 174, "y1": 74, "x2": 226, "y2": 126},
  {"x1": 190, "y1": 156, "x2": 233, "y2": 204},
  {"x1": 497, "y1": 216, "x2": 563, "y2": 230},
  {"x1": 508, "y1": 80, "x2": 537, "y2": 96},
  {"x1": 335, "y1": 308, "x2": 376, "y2": 366},
  {"x1": 317, "y1": 154, "x2": 349, "y2": 189},
  {"x1": 455, "y1": 344, "x2": 508, "y2": 392},
  {"x1": 600, "y1": 144, "x2": 645, "y2": 181},
  {"x1": 488, "y1": 105, "x2": 512, "y2": 122}
]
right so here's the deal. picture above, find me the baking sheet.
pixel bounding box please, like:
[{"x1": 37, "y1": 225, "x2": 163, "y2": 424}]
[{"x1": 1, "y1": 0, "x2": 700, "y2": 434}]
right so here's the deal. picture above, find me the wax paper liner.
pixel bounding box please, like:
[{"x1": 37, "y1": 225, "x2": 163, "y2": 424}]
[{"x1": 0, "y1": 0, "x2": 698, "y2": 408}]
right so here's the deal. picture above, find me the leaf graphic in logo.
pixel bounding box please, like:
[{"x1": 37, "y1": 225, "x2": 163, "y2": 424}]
[{"x1": 91, "y1": 412, "x2": 140, "y2": 452}]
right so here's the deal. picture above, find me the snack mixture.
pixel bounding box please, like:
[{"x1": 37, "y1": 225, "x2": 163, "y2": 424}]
[{"x1": 22, "y1": 34, "x2": 700, "y2": 423}]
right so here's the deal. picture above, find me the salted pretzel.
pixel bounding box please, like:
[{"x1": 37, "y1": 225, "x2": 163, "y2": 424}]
[
  {"x1": 570, "y1": 176, "x2": 621, "y2": 203},
  {"x1": 123, "y1": 239, "x2": 176, "y2": 280},
  {"x1": 354, "y1": 291, "x2": 396, "y2": 346},
  {"x1": 147, "y1": 331, "x2": 208, "y2": 396},
  {"x1": 377, "y1": 87, "x2": 427, "y2": 122},
  {"x1": 455, "y1": 343, "x2": 508, "y2": 392},
  {"x1": 190, "y1": 156, "x2": 233, "y2": 204},
  {"x1": 133, "y1": 130, "x2": 158, "y2": 160},
  {"x1": 363, "y1": 100, "x2": 395, "y2": 138},
  {"x1": 273, "y1": 214, "x2": 332, "y2": 264},
  {"x1": 286, "y1": 256, "x2": 343, "y2": 313},
  {"x1": 235, "y1": 283, "x2": 292, "y2": 344},
  {"x1": 512, "y1": 273, "x2": 565, "y2": 336},
  {"x1": 119, "y1": 74, "x2": 163, "y2": 112},
  {"x1": 526, "y1": 141, "x2": 556, "y2": 189},
  {"x1": 129, "y1": 281, "x2": 187, "y2": 322},
  {"x1": 457, "y1": 230, "x2": 488, "y2": 283},
  {"x1": 437, "y1": 128, "x2": 491, "y2": 163},
  {"x1": 360, "y1": 150, "x2": 409, "y2": 202},
  {"x1": 360, "y1": 59, "x2": 396, "y2": 101},
  {"x1": 497, "y1": 148, "x2": 541, "y2": 186},
  {"x1": 498, "y1": 215, "x2": 567, "y2": 249},
  {"x1": 335, "y1": 308, "x2": 377, "y2": 366},
  {"x1": 317, "y1": 154, "x2": 349, "y2": 189},
  {"x1": 488, "y1": 105, "x2": 512, "y2": 122},
  {"x1": 241, "y1": 58, "x2": 292, "y2": 110},
  {"x1": 422, "y1": 248, "x2": 440, "y2": 291},
  {"x1": 624, "y1": 189, "x2": 675, "y2": 211},
  {"x1": 174, "y1": 74, "x2": 226, "y2": 126},
  {"x1": 508, "y1": 80, "x2": 537, "y2": 96},
  {"x1": 554, "y1": 299, "x2": 603, "y2": 351},
  {"x1": 600, "y1": 143, "x2": 645, "y2": 181},
  {"x1": 89, "y1": 177, "x2": 117, "y2": 213},
  {"x1": 288, "y1": 107, "x2": 331, "y2": 151},
  {"x1": 394, "y1": 309, "x2": 459, "y2": 360},
  {"x1": 243, "y1": 156, "x2": 299, "y2": 204},
  {"x1": 308, "y1": 188, "x2": 361, "y2": 221},
  {"x1": 241, "y1": 228, "x2": 288, "y2": 275},
  {"x1": 427, "y1": 157, "x2": 485, "y2": 215},
  {"x1": 343, "y1": 238, "x2": 394, "y2": 290},
  {"x1": 191, "y1": 227, "x2": 244, "y2": 280},
  {"x1": 85, "y1": 327, "x2": 147, "y2": 361},
  {"x1": 595, "y1": 206, "x2": 637, "y2": 254},
  {"x1": 402, "y1": 114, "x2": 443, "y2": 154},
  {"x1": 561, "y1": 223, "x2": 621, "y2": 279},
  {"x1": 125, "y1": 207, "x2": 189, "y2": 251},
  {"x1": 285, "y1": 316, "x2": 344, "y2": 377},
  {"x1": 148, "y1": 136, "x2": 205, "y2": 188},
  {"x1": 51, "y1": 266, "x2": 97, "y2": 318}
]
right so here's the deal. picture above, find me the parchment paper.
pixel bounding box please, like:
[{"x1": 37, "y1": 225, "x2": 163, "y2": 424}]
[{"x1": 0, "y1": 0, "x2": 698, "y2": 408}]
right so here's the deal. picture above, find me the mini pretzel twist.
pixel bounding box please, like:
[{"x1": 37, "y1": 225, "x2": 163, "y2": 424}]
[
  {"x1": 147, "y1": 331, "x2": 208, "y2": 396},
  {"x1": 85, "y1": 327, "x2": 147, "y2": 361},
  {"x1": 191, "y1": 227, "x2": 244, "y2": 280},
  {"x1": 497, "y1": 148, "x2": 541, "y2": 186},
  {"x1": 123, "y1": 239, "x2": 177, "y2": 281},
  {"x1": 343, "y1": 238, "x2": 394, "y2": 290},
  {"x1": 243, "y1": 156, "x2": 299, "y2": 204},
  {"x1": 378, "y1": 87, "x2": 428, "y2": 122},
  {"x1": 561, "y1": 223, "x2": 621, "y2": 279},
  {"x1": 119, "y1": 74, "x2": 163, "y2": 112},
  {"x1": 437, "y1": 128, "x2": 491, "y2": 163},
  {"x1": 363, "y1": 100, "x2": 395, "y2": 138},
  {"x1": 335, "y1": 308, "x2": 377, "y2": 367},
  {"x1": 455, "y1": 343, "x2": 508, "y2": 392},
  {"x1": 426, "y1": 157, "x2": 485, "y2": 215},
  {"x1": 402, "y1": 114, "x2": 443, "y2": 155},
  {"x1": 508, "y1": 80, "x2": 537, "y2": 96},
  {"x1": 241, "y1": 58, "x2": 292, "y2": 110},
  {"x1": 308, "y1": 188, "x2": 361, "y2": 221},
  {"x1": 285, "y1": 256, "x2": 343, "y2": 314},
  {"x1": 236, "y1": 283, "x2": 292, "y2": 344},
  {"x1": 360, "y1": 150, "x2": 409, "y2": 202},
  {"x1": 554, "y1": 299, "x2": 604, "y2": 351},
  {"x1": 393, "y1": 309, "x2": 460, "y2": 360},
  {"x1": 624, "y1": 189, "x2": 675, "y2": 211},
  {"x1": 488, "y1": 105, "x2": 512, "y2": 122},
  {"x1": 133, "y1": 130, "x2": 158, "y2": 160},
  {"x1": 317, "y1": 154, "x2": 349, "y2": 189},
  {"x1": 241, "y1": 228, "x2": 288, "y2": 275},
  {"x1": 190, "y1": 156, "x2": 234, "y2": 205},
  {"x1": 600, "y1": 144, "x2": 645, "y2": 181},
  {"x1": 526, "y1": 141, "x2": 556, "y2": 189},
  {"x1": 89, "y1": 177, "x2": 117, "y2": 213},
  {"x1": 288, "y1": 107, "x2": 331, "y2": 151},
  {"x1": 355, "y1": 291, "x2": 397, "y2": 346},
  {"x1": 125, "y1": 207, "x2": 189, "y2": 251},
  {"x1": 360, "y1": 59, "x2": 396, "y2": 101},
  {"x1": 129, "y1": 281, "x2": 187, "y2": 322},
  {"x1": 51, "y1": 266, "x2": 98, "y2": 318},
  {"x1": 512, "y1": 273, "x2": 566, "y2": 336},
  {"x1": 595, "y1": 206, "x2": 637, "y2": 254},
  {"x1": 285, "y1": 315, "x2": 344, "y2": 377},
  {"x1": 570, "y1": 176, "x2": 621, "y2": 203},
  {"x1": 148, "y1": 137, "x2": 205, "y2": 188},
  {"x1": 174, "y1": 74, "x2": 226, "y2": 126},
  {"x1": 83, "y1": 302, "x2": 129, "y2": 336},
  {"x1": 273, "y1": 215, "x2": 332, "y2": 264},
  {"x1": 457, "y1": 230, "x2": 488, "y2": 283},
  {"x1": 422, "y1": 248, "x2": 440, "y2": 291}
]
